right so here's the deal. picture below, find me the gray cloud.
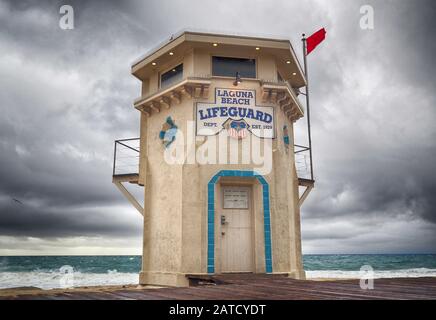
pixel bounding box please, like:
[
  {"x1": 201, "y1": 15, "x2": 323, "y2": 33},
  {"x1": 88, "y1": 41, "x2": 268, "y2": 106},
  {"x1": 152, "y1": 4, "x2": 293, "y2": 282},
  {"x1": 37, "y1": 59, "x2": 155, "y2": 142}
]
[
  {"x1": 0, "y1": 0, "x2": 435, "y2": 254},
  {"x1": 0, "y1": 197, "x2": 142, "y2": 238}
]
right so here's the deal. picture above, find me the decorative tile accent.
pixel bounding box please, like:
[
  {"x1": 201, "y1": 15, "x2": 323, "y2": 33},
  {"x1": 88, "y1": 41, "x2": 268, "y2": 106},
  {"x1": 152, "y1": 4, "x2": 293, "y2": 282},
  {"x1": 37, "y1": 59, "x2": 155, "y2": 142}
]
[
  {"x1": 207, "y1": 170, "x2": 273, "y2": 274},
  {"x1": 159, "y1": 116, "x2": 178, "y2": 148},
  {"x1": 283, "y1": 125, "x2": 290, "y2": 152}
]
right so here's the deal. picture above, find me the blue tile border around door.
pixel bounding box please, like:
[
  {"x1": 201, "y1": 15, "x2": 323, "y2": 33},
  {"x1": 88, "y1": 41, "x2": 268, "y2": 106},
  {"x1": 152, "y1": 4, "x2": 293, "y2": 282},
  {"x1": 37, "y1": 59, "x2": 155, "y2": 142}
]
[{"x1": 207, "y1": 170, "x2": 273, "y2": 273}]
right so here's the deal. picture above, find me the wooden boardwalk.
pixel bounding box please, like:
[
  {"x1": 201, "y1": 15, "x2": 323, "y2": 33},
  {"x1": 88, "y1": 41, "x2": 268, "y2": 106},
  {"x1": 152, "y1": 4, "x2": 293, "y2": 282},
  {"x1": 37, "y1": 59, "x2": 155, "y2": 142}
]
[{"x1": 2, "y1": 274, "x2": 436, "y2": 300}]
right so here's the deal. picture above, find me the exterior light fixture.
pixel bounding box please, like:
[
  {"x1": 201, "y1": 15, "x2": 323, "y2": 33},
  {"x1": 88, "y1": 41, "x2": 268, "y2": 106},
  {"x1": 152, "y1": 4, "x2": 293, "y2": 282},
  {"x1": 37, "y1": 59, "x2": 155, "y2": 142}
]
[
  {"x1": 255, "y1": 47, "x2": 260, "y2": 50},
  {"x1": 292, "y1": 72, "x2": 297, "y2": 76},
  {"x1": 169, "y1": 52, "x2": 174, "y2": 56},
  {"x1": 213, "y1": 43, "x2": 218, "y2": 47},
  {"x1": 286, "y1": 60, "x2": 291, "y2": 64},
  {"x1": 233, "y1": 72, "x2": 242, "y2": 86},
  {"x1": 152, "y1": 62, "x2": 156, "y2": 66}
]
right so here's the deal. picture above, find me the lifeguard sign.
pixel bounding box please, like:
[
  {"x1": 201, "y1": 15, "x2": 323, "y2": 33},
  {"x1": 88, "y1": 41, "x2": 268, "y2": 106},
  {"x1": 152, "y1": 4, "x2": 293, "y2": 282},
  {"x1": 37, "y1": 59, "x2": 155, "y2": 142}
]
[{"x1": 196, "y1": 88, "x2": 275, "y2": 138}]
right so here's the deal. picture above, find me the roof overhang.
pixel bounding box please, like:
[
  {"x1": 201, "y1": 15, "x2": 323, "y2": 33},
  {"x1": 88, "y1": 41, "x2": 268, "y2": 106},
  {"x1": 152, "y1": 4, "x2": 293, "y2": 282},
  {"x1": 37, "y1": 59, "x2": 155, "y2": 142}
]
[{"x1": 131, "y1": 31, "x2": 306, "y2": 88}]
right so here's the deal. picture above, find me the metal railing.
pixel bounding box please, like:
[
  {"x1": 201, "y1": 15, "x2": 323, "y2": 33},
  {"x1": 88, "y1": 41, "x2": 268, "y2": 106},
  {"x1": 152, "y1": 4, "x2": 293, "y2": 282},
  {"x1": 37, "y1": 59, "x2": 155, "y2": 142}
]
[
  {"x1": 294, "y1": 144, "x2": 312, "y2": 180},
  {"x1": 112, "y1": 138, "x2": 140, "y2": 176}
]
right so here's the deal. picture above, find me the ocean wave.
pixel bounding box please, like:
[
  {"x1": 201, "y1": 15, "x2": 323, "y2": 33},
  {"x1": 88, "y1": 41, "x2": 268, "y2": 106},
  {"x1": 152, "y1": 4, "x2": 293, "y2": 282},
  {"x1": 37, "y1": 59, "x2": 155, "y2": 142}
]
[
  {"x1": 1, "y1": 268, "x2": 436, "y2": 290},
  {"x1": 306, "y1": 268, "x2": 436, "y2": 279},
  {"x1": 0, "y1": 271, "x2": 139, "y2": 290}
]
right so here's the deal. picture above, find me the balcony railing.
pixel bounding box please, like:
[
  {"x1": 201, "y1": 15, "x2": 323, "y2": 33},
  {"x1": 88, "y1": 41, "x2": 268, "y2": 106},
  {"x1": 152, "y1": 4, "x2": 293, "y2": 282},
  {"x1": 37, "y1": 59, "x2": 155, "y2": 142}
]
[
  {"x1": 294, "y1": 144, "x2": 312, "y2": 180},
  {"x1": 112, "y1": 138, "x2": 140, "y2": 177}
]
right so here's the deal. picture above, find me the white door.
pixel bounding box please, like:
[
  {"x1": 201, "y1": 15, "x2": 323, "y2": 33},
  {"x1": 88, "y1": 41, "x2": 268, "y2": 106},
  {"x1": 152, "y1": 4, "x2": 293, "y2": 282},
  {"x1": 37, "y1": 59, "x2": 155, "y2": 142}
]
[{"x1": 220, "y1": 186, "x2": 253, "y2": 272}]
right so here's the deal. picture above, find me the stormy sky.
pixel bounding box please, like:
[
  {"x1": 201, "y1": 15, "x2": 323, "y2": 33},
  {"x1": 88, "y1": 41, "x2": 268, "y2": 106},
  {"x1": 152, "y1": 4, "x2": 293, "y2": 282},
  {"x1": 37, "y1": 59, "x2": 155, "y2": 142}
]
[{"x1": 0, "y1": 0, "x2": 435, "y2": 255}]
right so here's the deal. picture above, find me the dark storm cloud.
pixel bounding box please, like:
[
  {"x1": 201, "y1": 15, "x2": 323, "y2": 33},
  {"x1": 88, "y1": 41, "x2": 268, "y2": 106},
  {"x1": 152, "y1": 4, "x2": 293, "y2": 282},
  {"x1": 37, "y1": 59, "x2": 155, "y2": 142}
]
[
  {"x1": 296, "y1": 0, "x2": 436, "y2": 252},
  {"x1": 303, "y1": 0, "x2": 436, "y2": 225},
  {"x1": 0, "y1": 0, "x2": 435, "y2": 253},
  {"x1": 0, "y1": 197, "x2": 142, "y2": 237},
  {"x1": 0, "y1": 0, "x2": 146, "y2": 240}
]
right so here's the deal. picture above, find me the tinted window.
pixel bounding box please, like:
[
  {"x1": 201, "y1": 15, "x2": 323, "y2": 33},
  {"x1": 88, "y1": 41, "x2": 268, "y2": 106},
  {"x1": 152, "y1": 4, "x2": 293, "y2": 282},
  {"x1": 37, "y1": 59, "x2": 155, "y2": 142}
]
[
  {"x1": 160, "y1": 64, "x2": 183, "y2": 88},
  {"x1": 212, "y1": 56, "x2": 256, "y2": 78}
]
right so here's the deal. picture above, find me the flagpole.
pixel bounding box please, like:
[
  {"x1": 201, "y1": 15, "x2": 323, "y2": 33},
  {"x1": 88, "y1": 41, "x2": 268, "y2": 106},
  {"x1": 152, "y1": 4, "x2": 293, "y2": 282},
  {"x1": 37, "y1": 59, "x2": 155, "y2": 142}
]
[{"x1": 302, "y1": 33, "x2": 314, "y2": 181}]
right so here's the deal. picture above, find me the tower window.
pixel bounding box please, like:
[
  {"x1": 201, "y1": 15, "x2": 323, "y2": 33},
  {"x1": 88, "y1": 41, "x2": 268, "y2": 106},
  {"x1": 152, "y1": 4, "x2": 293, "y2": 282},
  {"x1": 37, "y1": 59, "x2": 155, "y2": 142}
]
[
  {"x1": 212, "y1": 56, "x2": 256, "y2": 78},
  {"x1": 160, "y1": 63, "x2": 183, "y2": 88}
]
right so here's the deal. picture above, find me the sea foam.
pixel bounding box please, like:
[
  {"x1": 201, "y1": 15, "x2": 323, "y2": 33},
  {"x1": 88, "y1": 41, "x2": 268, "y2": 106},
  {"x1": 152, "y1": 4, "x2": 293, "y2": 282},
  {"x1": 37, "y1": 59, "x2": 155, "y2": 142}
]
[
  {"x1": 1, "y1": 268, "x2": 436, "y2": 290},
  {"x1": 306, "y1": 268, "x2": 436, "y2": 279},
  {"x1": 0, "y1": 271, "x2": 139, "y2": 290}
]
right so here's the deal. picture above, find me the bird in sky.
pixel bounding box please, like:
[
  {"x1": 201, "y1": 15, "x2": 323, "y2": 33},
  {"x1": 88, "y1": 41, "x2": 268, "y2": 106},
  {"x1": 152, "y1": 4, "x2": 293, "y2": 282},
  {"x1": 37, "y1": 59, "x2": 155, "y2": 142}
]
[{"x1": 12, "y1": 198, "x2": 23, "y2": 205}]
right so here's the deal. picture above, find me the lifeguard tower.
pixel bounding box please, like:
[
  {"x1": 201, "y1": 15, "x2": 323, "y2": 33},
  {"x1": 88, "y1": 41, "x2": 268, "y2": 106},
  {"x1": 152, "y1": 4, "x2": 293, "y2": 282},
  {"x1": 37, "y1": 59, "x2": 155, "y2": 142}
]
[{"x1": 112, "y1": 31, "x2": 314, "y2": 287}]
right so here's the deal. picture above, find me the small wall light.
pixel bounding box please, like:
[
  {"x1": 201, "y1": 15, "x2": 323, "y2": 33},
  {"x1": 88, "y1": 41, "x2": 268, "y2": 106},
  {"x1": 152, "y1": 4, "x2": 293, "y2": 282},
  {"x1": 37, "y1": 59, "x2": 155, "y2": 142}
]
[
  {"x1": 169, "y1": 52, "x2": 174, "y2": 56},
  {"x1": 233, "y1": 72, "x2": 242, "y2": 86},
  {"x1": 255, "y1": 47, "x2": 260, "y2": 51},
  {"x1": 286, "y1": 60, "x2": 291, "y2": 64},
  {"x1": 213, "y1": 43, "x2": 218, "y2": 47},
  {"x1": 152, "y1": 62, "x2": 157, "y2": 66}
]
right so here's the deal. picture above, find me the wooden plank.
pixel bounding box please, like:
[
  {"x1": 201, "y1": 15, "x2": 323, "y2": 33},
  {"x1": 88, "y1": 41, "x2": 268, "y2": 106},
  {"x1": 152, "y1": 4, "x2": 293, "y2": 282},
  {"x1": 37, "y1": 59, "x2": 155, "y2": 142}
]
[{"x1": 3, "y1": 276, "x2": 436, "y2": 300}]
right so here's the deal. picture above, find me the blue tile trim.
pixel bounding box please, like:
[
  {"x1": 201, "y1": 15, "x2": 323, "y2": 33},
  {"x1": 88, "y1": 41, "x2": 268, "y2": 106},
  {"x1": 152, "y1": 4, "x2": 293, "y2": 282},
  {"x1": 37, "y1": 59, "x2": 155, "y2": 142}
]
[{"x1": 207, "y1": 170, "x2": 273, "y2": 274}]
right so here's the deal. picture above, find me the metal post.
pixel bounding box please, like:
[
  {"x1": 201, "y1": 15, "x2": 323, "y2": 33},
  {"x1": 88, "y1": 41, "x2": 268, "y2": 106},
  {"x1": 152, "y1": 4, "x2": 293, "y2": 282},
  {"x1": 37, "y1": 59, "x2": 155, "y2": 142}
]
[
  {"x1": 302, "y1": 34, "x2": 314, "y2": 181},
  {"x1": 113, "y1": 140, "x2": 117, "y2": 176}
]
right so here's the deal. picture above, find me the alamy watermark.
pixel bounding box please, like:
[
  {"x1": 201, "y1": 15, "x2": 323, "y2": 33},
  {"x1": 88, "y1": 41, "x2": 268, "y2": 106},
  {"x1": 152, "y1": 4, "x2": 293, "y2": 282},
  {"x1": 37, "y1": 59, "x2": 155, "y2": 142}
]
[
  {"x1": 59, "y1": 5, "x2": 74, "y2": 30},
  {"x1": 163, "y1": 121, "x2": 273, "y2": 175},
  {"x1": 360, "y1": 5, "x2": 374, "y2": 30},
  {"x1": 59, "y1": 265, "x2": 75, "y2": 288},
  {"x1": 359, "y1": 264, "x2": 375, "y2": 289}
]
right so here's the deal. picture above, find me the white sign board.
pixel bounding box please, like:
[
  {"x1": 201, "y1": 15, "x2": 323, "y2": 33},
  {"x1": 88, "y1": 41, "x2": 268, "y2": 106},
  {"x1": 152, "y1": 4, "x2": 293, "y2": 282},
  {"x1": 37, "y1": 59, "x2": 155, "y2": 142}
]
[
  {"x1": 223, "y1": 188, "x2": 249, "y2": 209},
  {"x1": 196, "y1": 88, "x2": 275, "y2": 138}
]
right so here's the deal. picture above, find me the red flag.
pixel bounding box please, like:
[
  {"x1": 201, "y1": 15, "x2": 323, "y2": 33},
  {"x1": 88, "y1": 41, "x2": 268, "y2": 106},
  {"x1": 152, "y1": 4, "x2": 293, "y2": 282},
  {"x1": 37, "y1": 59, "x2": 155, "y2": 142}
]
[{"x1": 306, "y1": 28, "x2": 326, "y2": 55}]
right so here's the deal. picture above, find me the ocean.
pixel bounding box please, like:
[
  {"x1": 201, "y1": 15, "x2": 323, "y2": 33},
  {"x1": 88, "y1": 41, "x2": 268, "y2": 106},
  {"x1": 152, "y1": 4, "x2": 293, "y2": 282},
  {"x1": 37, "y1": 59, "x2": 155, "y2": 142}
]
[{"x1": 0, "y1": 254, "x2": 435, "y2": 290}]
